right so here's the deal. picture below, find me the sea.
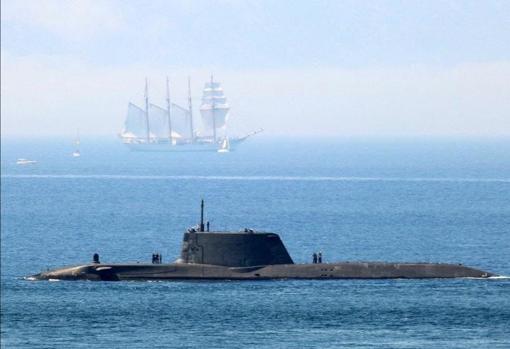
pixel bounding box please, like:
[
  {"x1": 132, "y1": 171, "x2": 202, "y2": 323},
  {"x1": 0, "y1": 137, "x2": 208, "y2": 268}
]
[{"x1": 1, "y1": 137, "x2": 509, "y2": 348}]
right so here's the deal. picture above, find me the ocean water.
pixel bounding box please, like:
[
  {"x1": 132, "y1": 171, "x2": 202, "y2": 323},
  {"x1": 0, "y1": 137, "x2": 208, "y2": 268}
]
[{"x1": 1, "y1": 137, "x2": 510, "y2": 348}]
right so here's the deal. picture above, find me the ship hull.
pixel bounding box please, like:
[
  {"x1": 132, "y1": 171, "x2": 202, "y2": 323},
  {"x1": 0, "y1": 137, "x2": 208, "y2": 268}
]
[
  {"x1": 28, "y1": 262, "x2": 495, "y2": 281},
  {"x1": 122, "y1": 138, "x2": 244, "y2": 152}
]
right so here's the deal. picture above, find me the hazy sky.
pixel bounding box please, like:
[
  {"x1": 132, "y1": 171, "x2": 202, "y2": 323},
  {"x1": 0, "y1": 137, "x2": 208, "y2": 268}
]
[{"x1": 1, "y1": 0, "x2": 509, "y2": 137}]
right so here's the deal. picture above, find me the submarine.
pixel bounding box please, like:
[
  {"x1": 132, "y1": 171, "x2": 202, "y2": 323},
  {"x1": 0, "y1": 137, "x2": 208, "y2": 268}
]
[{"x1": 29, "y1": 200, "x2": 495, "y2": 281}]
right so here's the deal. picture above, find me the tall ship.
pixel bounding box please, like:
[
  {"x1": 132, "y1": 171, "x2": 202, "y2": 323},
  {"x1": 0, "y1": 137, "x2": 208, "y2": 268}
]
[{"x1": 119, "y1": 77, "x2": 262, "y2": 152}]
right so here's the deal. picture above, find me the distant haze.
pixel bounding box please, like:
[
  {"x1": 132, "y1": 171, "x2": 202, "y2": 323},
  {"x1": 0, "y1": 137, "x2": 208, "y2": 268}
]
[{"x1": 1, "y1": 0, "x2": 509, "y2": 138}]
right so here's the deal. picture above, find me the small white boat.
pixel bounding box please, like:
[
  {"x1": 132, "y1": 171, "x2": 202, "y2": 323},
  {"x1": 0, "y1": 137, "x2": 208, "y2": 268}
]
[
  {"x1": 217, "y1": 138, "x2": 230, "y2": 153},
  {"x1": 16, "y1": 158, "x2": 37, "y2": 165}
]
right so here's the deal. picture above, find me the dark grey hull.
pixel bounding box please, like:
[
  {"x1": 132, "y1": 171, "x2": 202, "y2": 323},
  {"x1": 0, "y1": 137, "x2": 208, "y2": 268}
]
[{"x1": 29, "y1": 262, "x2": 495, "y2": 281}]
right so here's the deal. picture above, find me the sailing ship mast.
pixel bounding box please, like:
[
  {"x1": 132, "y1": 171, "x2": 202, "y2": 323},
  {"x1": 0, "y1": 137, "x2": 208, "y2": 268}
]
[
  {"x1": 199, "y1": 76, "x2": 229, "y2": 143},
  {"x1": 211, "y1": 75, "x2": 217, "y2": 142},
  {"x1": 144, "y1": 78, "x2": 151, "y2": 142},
  {"x1": 188, "y1": 77, "x2": 194, "y2": 143},
  {"x1": 166, "y1": 76, "x2": 173, "y2": 144}
]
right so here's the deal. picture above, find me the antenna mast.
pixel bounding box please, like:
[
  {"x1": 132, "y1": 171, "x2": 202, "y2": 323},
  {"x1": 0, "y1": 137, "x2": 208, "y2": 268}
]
[
  {"x1": 166, "y1": 76, "x2": 173, "y2": 144},
  {"x1": 211, "y1": 75, "x2": 217, "y2": 143},
  {"x1": 144, "y1": 78, "x2": 151, "y2": 142},
  {"x1": 188, "y1": 77, "x2": 194, "y2": 143},
  {"x1": 200, "y1": 199, "x2": 205, "y2": 232}
]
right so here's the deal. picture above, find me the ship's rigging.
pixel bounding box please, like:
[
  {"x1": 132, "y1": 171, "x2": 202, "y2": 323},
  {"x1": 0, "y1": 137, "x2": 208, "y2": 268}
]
[{"x1": 119, "y1": 77, "x2": 262, "y2": 152}]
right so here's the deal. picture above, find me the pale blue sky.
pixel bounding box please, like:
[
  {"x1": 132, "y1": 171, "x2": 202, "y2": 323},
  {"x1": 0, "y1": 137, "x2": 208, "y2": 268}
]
[{"x1": 2, "y1": 0, "x2": 509, "y2": 136}]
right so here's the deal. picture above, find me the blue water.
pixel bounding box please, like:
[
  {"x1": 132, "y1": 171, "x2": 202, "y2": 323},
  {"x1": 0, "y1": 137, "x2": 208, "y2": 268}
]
[{"x1": 2, "y1": 137, "x2": 510, "y2": 348}]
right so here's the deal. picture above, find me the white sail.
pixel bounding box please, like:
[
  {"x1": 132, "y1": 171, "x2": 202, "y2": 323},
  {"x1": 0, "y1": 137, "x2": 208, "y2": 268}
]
[
  {"x1": 72, "y1": 130, "x2": 81, "y2": 157},
  {"x1": 149, "y1": 104, "x2": 170, "y2": 139},
  {"x1": 169, "y1": 102, "x2": 193, "y2": 139},
  {"x1": 122, "y1": 103, "x2": 147, "y2": 138},
  {"x1": 217, "y1": 137, "x2": 230, "y2": 153},
  {"x1": 122, "y1": 102, "x2": 192, "y2": 140},
  {"x1": 200, "y1": 80, "x2": 230, "y2": 130}
]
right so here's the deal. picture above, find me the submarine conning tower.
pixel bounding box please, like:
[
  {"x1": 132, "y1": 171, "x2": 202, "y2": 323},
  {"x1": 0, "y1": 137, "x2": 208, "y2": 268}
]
[{"x1": 179, "y1": 200, "x2": 294, "y2": 267}]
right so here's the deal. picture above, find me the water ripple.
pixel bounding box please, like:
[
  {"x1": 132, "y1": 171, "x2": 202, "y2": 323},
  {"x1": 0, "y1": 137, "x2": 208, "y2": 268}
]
[{"x1": 2, "y1": 174, "x2": 510, "y2": 183}]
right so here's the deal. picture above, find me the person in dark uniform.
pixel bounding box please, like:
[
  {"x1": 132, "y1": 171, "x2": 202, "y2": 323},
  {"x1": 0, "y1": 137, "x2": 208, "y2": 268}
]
[
  {"x1": 312, "y1": 252, "x2": 317, "y2": 264},
  {"x1": 318, "y1": 252, "x2": 322, "y2": 264},
  {"x1": 93, "y1": 253, "x2": 100, "y2": 264},
  {"x1": 207, "y1": 221, "x2": 210, "y2": 232}
]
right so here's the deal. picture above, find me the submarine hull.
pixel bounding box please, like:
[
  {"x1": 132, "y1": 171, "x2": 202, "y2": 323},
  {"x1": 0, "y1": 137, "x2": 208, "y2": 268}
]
[{"x1": 29, "y1": 262, "x2": 494, "y2": 281}]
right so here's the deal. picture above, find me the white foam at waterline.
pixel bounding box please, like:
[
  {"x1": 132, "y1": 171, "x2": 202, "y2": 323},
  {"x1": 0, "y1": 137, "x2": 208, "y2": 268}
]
[
  {"x1": 465, "y1": 275, "x2": 510, "y2": 280},
  {"x1": 2, "y1": 174, "x2": 510, "y2": 183},
  {"x1": 48, "y1": 278, "x2": 60, "y2": 282},
  {"x1": 487, "y1": 275, "x2": 510, "y2": 280}
]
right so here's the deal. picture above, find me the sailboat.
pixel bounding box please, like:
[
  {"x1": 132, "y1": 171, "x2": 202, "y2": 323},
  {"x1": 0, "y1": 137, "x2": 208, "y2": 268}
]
[
  {"x1": 217, "y1": 138, "x2": 230, "y2": 153},
  {"x1": 72, "y1": 130, "x2": 81, "y2": 157},
  {"x1": 119, "y1": 77, "x2": 262, "y2": 152}
]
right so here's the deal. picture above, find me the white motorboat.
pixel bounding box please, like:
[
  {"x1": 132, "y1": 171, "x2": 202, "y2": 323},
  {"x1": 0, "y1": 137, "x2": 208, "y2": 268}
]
[{"x1": 16, "y1": 158, "x2": 37, "y2": 165}]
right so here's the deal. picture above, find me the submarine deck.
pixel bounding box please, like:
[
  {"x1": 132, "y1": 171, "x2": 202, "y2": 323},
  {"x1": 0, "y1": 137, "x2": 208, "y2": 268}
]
[{"x1": 30, "y1": 261, "x2": 495, "y2": 281}]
